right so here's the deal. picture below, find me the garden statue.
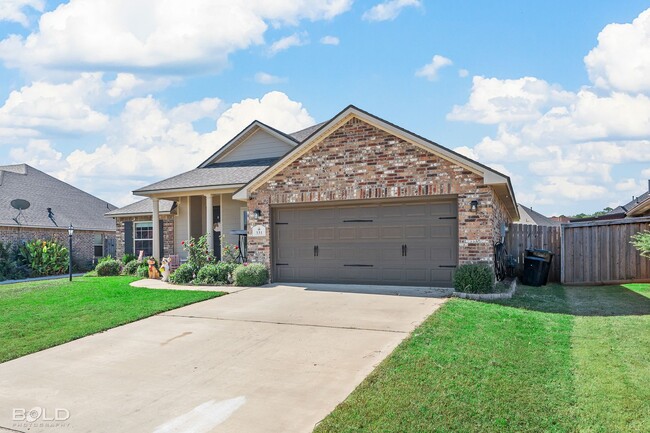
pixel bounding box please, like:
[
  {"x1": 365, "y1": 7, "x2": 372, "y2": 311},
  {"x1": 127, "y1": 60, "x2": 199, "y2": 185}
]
[
  {"x1": 147, "y1": 258, "x2": 160, "y2": 279},
  {"x1": 160, "y1": 257, "x2": 171, "y2": 282}
]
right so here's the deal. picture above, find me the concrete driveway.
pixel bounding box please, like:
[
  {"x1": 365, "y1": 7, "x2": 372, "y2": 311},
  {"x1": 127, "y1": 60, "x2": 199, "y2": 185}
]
[{"x1": 0, "y1": 284, "x2": 447, "y2": 433}]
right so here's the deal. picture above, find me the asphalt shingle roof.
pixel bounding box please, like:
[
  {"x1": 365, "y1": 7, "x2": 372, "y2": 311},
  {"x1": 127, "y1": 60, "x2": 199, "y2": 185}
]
[
  {"x1": 0, "y1": 164, "x2": 116, "y2": 231},
  {"x1": 516, "y1": 204, "x2": 560, "y2": 227},
  {"x1": 289, "y1": 122, "x2": 328, "y2": 142},
  {"x1": 105, "y1": 198, "x2": 175, "y2": 217},
  {"x1": 133, "y1": 157, "x2": 279, "y2": 193}
]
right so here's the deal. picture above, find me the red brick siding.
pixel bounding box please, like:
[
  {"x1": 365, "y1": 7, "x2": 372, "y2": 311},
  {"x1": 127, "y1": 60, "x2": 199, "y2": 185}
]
[
  {"x1": 115, "y1": 215, "x2": 175, "y2": 259},
  {"x1": 0, "y1": 226, "x2": 115, "y2": 271},
  {"x1": 248, "y1": 116, "x2": 513, "y2": 268}
]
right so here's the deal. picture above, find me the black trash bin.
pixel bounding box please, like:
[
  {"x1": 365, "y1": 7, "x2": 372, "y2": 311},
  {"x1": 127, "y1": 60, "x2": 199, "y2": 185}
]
[
  {"x1": 524, "y1": 249, "x2": 554, "y2": 285},
  {"x1": 522, "y1": 256, "x2": 546, "y2": 286}
]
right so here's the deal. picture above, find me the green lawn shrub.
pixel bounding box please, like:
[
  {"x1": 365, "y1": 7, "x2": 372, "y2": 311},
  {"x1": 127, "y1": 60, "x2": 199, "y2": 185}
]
[
  {"x1": 95, "y1": 259, "x2": 121, "y2": 276},
  {"x1": 233, "y1": 263, "x2": 268, "y2": 286},
  {"x1": 453, "y1": 263, "x2": 494, "y2": 293}
]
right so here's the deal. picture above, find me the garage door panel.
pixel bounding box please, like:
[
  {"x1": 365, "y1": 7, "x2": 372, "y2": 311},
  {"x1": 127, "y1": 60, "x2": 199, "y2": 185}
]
[
  {"x1": 403, "y1": 203, "x2": 428, "y2": 217},
  {"x1": 405, "y1": 225, "x2": 427, "y2": 239},
  {"x1": 358, "y1": 227, "x2": 380, "y2": 239},
  {"x1": 273, "y1": 200, "x2": 458, "y2": 287},
  {"x1": 316, "y1": 227, "x2": 336, "y2": 240},
  {"x1": 431, "y1": 268, "x2": 454, "y2": 286},
  {"x1": 430, "y1": 224, "x2": 454, "y2": 238},
  {"x1": 381, "y1": 226, "x2": 403, "y2": 239},
  {"x1": 338, "y1": 227, "x2": 357, "y2": 240}
]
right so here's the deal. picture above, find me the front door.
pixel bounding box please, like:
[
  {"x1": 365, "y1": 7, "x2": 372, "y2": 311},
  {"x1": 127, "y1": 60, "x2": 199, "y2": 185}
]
[{"x1": 213, "y1": 205, "x2": 221, "y2": 260}]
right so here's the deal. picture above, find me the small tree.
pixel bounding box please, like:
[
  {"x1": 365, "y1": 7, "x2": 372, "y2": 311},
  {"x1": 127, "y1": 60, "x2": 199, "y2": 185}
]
[{"x1": 631, "y1": 230, "x2": 650, "y2": 258}]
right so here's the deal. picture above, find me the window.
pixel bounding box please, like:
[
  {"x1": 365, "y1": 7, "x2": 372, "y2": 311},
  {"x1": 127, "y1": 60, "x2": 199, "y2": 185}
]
[
  {"x1": 93, "y1": 234, "x2": 104, "y2": 257},
  {"x1": 134, "y1": 221, "x2": 153, "y2": 257},
  {"x1": 240, "y1": 208, "x2": 248, "y2": 230}
]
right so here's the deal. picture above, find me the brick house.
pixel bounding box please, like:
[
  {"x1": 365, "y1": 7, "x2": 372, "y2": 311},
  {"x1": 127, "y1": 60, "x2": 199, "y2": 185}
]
[
  {"x1": 109, "y1": 106, "x2": 519, "y2": 287},
  {"x1": 1, "y1": 164, "x2": 117, "y2": 270}
]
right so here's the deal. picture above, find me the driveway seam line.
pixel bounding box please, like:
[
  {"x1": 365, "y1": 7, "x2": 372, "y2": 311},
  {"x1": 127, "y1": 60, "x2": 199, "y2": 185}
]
[{"x1": 158, "y1": 313, "x2": 410, "y2": 334}]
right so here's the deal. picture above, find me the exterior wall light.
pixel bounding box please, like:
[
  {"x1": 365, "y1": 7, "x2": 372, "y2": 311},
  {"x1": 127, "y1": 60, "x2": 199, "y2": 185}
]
[
  {"x1": 470, "y1": 200, "x2": 479, "y2": 212},
  {"x1": 253, "y1": 209, "x2": 262, "y2": 218}
]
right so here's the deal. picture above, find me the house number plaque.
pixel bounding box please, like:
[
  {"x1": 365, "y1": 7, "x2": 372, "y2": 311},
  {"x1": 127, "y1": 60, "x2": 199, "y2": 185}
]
[{"x1": 251, "y1": 225, "x2": 267, "y2": 237}]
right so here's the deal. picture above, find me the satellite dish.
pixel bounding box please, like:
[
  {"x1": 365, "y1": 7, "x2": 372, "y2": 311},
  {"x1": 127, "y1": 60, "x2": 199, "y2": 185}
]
[{"x1": 11, "y1": 199, "x2": 30, "y2": 210}]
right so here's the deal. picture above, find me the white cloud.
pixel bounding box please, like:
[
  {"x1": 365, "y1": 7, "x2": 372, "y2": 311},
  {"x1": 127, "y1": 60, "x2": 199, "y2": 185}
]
[
  {"x1": 268, "y1": 33, "x2": 309, "y2": 55},
  {"x1": 320, "y1": 35, "x2": 340, "y2": 45},
  {"x1": 534, "y1": 177, "x2": 609, "y2": 201},
  {"x1": 9, "y1": 139, "x2": 63, "y2": 172},
  {"x1": 0, "y1": 0, "x2": 351, "y2": 72},
  {"x1": 447, "y1": 9, "x2": 650, "y2": 211},
  {"x1": 0, "y1": 73, "x2": 109, "y2": 134},
  {"x1": 415, "y1": 55, "x2": 452, "y2": 81},
  {"x1": 254, "y1": 72, "x2": 286, "y2": 85},
  {"x1": 448, "y1": 76, "x2": 574, "y2": 124},
  {"x1": 0, "y1": 0, "x2": 43, "y2": 26},
  {"x1": 362, "y1": 0, "x2": 421, "y2": 22},
  {"x1": 585, "y1": 9, "x2": 650, "y2": 93},
  {"x1": 52, "y1": 91, "x2": 314, "y2": 206},
  {"x1": 458, "y1": 68, "x2": 469, "y2": 78},
  {"x1": 106, "y1": 73, "x2": 172, "y2": 100}
]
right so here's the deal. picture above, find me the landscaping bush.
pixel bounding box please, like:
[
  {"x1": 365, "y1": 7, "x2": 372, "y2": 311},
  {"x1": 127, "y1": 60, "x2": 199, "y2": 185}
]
[
  {"x1": 136, "y1": 264, "x2": 149, "y2": 278},
  {"x1": 95, "y1": 259, "x2": 121, "y2": 276},
  {"x1": 122, "y1": 259, "x2": 140, "y2": 276},
  {"x1": 233, "y1": 263, "x2": 268, "y2": 287},
  {"x1": 0, "y1": 241, "x2": 29, "y2": 281},
  {"x1": 121, "y1": 253, "x2": 137, "y2": 265},
  {"x1": 195, "y1": 262, "x2": 238, "y2": 285},
  {"x1": 169, "y1": 263, "x2": 195, "y2": 284},
  {"x1": 453, "y1": 263, "x2": 494, "y2": 294},
  {"x1": 17, "y1": 239, "x2": 69, "y2": 276},
  {"x1": 97, "y1": 255, "x2": 114, "y2": 264},
  {"x1": 180, "y1": 235, "x2": 214, "y2": 272}
]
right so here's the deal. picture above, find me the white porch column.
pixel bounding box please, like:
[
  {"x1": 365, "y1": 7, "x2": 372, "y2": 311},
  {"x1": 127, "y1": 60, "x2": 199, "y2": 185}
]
[
  {"x1": 205, "y1": 194, "x2": 214, "y2": 252},
  {"x1": 152, "y1": 198, "x2": 160, "y2": 261}
]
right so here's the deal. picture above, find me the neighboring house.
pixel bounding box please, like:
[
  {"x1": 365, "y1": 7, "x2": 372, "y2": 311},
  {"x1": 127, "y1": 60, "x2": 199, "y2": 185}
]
[
  {"x1": 575, "y1": 181, "x2": 650, "y2": 222},
  {"x1": 1, "y1": 164, "x2": 117, "y2": 269},
  {"x1": 515, "y1": 204, "x2": 560, "y2": 227},
  {"x1": 108, "y1": 105, "x2": 519, "y2": 287},
  {"x1": 605, "y1": 182, "x2": 650, "y2": 219}
]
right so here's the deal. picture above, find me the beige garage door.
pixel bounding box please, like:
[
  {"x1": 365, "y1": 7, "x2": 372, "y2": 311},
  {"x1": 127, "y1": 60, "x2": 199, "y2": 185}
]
[{"x1": 272, "y1": 199, "x2": 458, "y2": 287}]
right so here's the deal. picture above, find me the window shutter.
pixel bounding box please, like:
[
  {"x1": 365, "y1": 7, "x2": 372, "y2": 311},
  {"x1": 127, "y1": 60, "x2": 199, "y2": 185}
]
[
  {"x1": 124, "y1": 221, "x2": 133, "y2": 255},
  {"x1": 159, "y1": 219, "x2": 164, "y2": 258}
]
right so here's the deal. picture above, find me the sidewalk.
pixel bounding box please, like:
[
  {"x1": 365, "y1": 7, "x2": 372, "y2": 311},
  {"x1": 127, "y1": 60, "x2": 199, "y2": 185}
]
[
  {"x1": 0, "y1": 273, "x2": 85, "y2": 285},
  {"x1": 130, "y1": 278, "x2": 247, "y2": 293}
]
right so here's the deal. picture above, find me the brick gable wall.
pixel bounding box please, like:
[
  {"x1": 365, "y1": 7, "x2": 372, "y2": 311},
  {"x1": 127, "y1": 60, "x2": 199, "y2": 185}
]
[{"x1": 247, "y1": 116, "x2": 513, "y2": 274}]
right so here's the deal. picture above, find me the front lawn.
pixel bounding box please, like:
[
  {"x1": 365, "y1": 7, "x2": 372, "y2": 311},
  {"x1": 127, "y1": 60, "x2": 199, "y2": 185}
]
[
  {"x1": 314, "y1": 283, "x2": 650, "y2": 433},
  {"x1": 0, "y1": 276, "x2": 224, "y2": 363}
]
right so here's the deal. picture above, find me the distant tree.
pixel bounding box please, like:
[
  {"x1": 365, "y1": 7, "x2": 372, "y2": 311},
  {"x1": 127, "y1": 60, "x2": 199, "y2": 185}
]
[
  {"x1": 571, "y1": 207, "x2": 614, "y2": 219},
  {"x1": 631, "y1": 231, "x2": 650, "y2": 258}
]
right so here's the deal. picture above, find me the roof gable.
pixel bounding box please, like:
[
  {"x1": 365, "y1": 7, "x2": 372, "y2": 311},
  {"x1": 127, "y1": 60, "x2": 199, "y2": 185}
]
[
  {"x1": 234, "y1": 105, "x2": 519, "y2": 219},
  {"x1": 0, "y1": 164, "x2": 116, "y2": 231},
  {"x1": 198, "y1": 121, "x2": 299, "y2": 168}
]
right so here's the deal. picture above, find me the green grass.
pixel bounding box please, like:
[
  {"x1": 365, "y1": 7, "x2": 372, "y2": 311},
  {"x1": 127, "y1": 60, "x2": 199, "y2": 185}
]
[
  {"x1": 0, "y1": 276, "x2": 224, "y2": 363},
  {"x1": 315, "y1": 283, "x2": 650, "y2": 433}
]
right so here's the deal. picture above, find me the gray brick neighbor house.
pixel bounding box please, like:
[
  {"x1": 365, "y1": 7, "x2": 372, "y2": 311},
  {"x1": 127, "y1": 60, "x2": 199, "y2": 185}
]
[
  {"x1": 108, "y1": 105, "x2": 519, "y2": 287},
  {"x1": 1, "y1": 164, "x2": 117, "y2": 269}
]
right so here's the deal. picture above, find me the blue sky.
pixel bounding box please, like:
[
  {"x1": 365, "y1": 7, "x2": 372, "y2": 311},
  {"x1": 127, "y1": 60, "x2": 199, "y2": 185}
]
[{"x1": 1, "y1": 0, "x2": 649, "y2": 217}]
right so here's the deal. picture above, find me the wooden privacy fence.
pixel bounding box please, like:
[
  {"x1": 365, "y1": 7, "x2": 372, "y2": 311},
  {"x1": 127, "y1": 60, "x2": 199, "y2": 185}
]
[
  {"x1": 561, "y1": 217, "x2": 650, "y2": 285},
  {"x1": 505, "y1": 223, "x2": 561, "y2": 282}
]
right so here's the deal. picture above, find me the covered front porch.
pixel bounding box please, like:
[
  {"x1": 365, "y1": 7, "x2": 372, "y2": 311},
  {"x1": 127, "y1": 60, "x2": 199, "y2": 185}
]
[{"x1": 148, "y1": 189, "x2": 248, "y2": 261}]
